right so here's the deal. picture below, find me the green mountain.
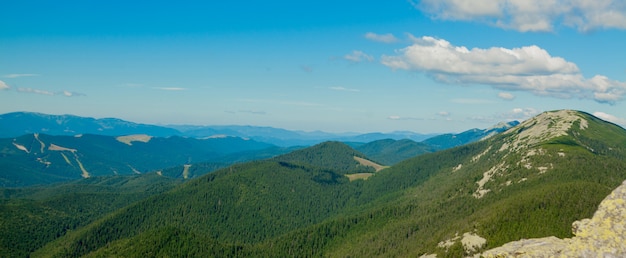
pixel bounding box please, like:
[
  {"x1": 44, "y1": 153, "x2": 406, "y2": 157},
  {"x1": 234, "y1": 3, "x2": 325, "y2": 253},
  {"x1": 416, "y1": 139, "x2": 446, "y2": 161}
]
[
  {"x1": 0, "y1": 174, "x2": 180, "y2": 257},
  {"x1": 0, "y1": 133, "x2": 274, "y2": 186},
  {"x1": 272, "y1": 141, "x2": 376, "y2": 174},
  {"x1": 32, "y1": 148, "x2": 367, "y2": 257},
  {"x1": 6, "y1": 110, "x2": 625, "y2": 257},
  {"x1": 354, "y1": 138, "x2": 435, "y2": 165}
]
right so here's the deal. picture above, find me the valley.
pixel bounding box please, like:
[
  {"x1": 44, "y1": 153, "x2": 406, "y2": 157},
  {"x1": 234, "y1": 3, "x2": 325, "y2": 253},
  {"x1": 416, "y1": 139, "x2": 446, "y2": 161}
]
[{"x1": 0, "y1": 110, "x2": 625, "y2": 257}]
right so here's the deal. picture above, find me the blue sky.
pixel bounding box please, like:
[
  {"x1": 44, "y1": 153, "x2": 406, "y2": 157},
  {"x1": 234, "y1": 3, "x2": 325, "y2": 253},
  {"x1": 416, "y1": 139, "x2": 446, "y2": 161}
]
[{"x1": 2, "y1": 0, "x2": 625, "y2": 133}]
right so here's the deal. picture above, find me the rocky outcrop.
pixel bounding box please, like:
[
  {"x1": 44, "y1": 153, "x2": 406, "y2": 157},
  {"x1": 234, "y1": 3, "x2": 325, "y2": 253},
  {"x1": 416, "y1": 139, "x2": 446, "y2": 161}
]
[{"x1": 480, "y1": 180, "x2": 626, "y2": 257}]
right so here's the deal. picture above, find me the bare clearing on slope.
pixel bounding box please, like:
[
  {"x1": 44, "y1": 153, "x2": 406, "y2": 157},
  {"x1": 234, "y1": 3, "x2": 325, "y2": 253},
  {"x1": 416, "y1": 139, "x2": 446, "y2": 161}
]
[
  {"x1": 347, "y1": 156, "x2": 389, "y2": 181},
  {"x1": 116, "y1": 134, "x2": 153, "y2": 145},
  {"x1": 353, "y1": 156, "x2": 388, "y2": 172}
]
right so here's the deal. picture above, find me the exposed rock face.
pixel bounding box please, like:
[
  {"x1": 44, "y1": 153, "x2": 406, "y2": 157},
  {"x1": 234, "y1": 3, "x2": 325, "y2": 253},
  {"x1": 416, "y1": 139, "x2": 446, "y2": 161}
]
[
  {"x1": 472, "y1": 110, "x2": 589, "y2": 199},
  {"x1": 499, "y1": 110, "x2": 588, "y2": 152},
  {"x1": 480, "y1": 180, "x2": 626, "y2": 257}
]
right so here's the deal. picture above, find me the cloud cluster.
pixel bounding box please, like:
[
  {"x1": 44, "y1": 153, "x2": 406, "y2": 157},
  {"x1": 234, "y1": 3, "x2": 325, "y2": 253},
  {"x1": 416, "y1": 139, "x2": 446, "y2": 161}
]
[
  {"x1": 498, "y1": 92, "x2": 515, "y2": 100},
  {"x1": 387, "y1": 115, "x2": 422, "y2": 121},
  {"x1": 381, "y1": 36, "x2": 626, "y2": 104},
  {"x1": 1, "y1": 81, "x2": 81, "y2": 97},
  {"x1": 17, "y1": 87, "x2": 54, "y2": 96},
  {"x1": 0, "y1": 80, "x2": 9, "y2": 90},
  {"x1": 414, "y1": 0, "x2": 626, "y2": 32},
  {"x1": 470, "y1": 108, "x2": 539, "y2": 124},
  {"x1": 365, "y1": 32, "x2": 399, "y2": 43},
  {"x1": 3, "y1": 74, "x2": 40, "y2": 78},
  {"x1": 15, "y1": 87, "x2": 84, "y2": 97},
  {"x1": 329, "y1": 86, "x2": 360, "y2": 92},
  {"x1": 153, "y1": 87, "x2": 186, "y2": 91},
  {"x1": 237, "y1": 110, "x2": 267, "y2": 115},
  {"x1": 506, "y1": 108, "x2": 540, "y2": 120},
  {"x1": 593, "y1": 112, "x2": 626, "y2": 127},
  {"x1": 344, "y1": 50, "x2": 374, "y2": 62}
]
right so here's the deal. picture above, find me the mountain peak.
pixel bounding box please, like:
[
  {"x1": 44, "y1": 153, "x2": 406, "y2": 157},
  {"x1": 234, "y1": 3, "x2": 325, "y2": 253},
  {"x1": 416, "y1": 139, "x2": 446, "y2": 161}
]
[
  {"x1": 273, "y1": 141, "x2": 376, "y2": 174},
  {"x1": 501, "y1": 110, "x2": 588, "y2": 151}
]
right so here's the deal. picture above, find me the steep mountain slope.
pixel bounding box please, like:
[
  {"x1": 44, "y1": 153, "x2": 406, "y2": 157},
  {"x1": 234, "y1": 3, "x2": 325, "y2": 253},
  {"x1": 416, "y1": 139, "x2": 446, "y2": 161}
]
[
  {"x1": 24, "y1": 110, "x2": 626, "y2": 257},
  {"x1": 0, "y1": 133, "x2": 274, "y2": 186},
  {"x1": 423, "y1": 120, "x2": 519, "y2": 150},
  {"x1": 354, "y1": 138, "x2": 435, "y2": 165},
  {"x1": 313, "y1": 110, "x2": 626, "y2": 257},
  {"x1": 480, "y1": 179, "x2": 626, "y2": 257},
  {"x1": 0, "y1": 174, "x2": 180, "y2": 257},
  {"x1": 0, "y1": 112, "x2": 181, "y2": 138}
]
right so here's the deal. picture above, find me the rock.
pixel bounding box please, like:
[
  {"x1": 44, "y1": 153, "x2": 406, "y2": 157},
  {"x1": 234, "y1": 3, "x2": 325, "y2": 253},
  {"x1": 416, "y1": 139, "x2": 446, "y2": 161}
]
[{"x1": 480, "y1": 180, "x2": 626, "y2": 257}]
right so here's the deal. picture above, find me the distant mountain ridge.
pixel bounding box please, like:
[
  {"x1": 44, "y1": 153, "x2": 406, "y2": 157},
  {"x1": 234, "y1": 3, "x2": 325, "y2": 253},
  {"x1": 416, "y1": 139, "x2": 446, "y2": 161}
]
[
  {"x1": 170, "y1": 124, "x2": 438, "y2": 146},
  {"x1": 0, "y1": 111, "x2": 528, "y2": 188},
  {"x1": 423, "y1": 120, "x2": 519, "y2": 150},
  {"x1": 0, "y1": 112, "x2": 180, "y2": 137},
  {"x1": 0, "y1": 112, "x2": 437, "y2": 146},
  {"x1": 1, "y1": 112, "x2": 518, "y2": 150},
  {"x1": 0, "y1": 133, "x2": 276, "y2": 186}
]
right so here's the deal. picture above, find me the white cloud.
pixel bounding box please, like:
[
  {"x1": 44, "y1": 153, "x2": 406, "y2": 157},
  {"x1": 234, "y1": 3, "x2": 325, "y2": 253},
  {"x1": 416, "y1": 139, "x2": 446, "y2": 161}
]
[
  {"x1": 17, "y1": 87, "x2": 54, "y2": 96},
  {"x1": 498, "y1": 92, "x2": 515, "y2": 100},
  {"x1": 344, "y1": 50, "x2": 374, "y2": 62},
  {"x1": 238, "y1": 110, "x2": 267, "y2": 115},
  {"x1": 506, "y1": 107, "x2": 540, "y2": 120},
  {"x1": 3, "y1": 74, "x2": 39, "y2": 78},
  {"x1": 382, "y1": 36, "x2": 626, "y2": 104},
  {"x1": 15, "y1": 87, "x2": 84, "y2": 97},
  {"x1": 364, "y1": 32, "x2": 399, "y2": 43},
  {"x1": 0, "y1": 80, "x2": 9, "y2": 90},
  {"x1": 329, "y1": 86, "x2": 360, "y2": 92},
  {"x1": 61, "y1": 91, "x2": 86, "y2": 97},
  {"x1": 593, "y1": 112, "x2": 626, "y2": 127},
  {"x1": 153, "y1": 87, "x2": 186, "y2": 91},
  {"x1": 387, "y1": 115, "x2": 423, "y2": 121},
  {"x1": 414, "y1": 0, "x2": 626, "y2": 32},
  {"x1": 437, "y1": 111, "x2": 450, "y2": 117},
  {"x1": 471, "y1": 107, "x2": 539, "y2": 123},
  {"x1": 436, "y1": 111, "x2": 452, "y2": 121},
  {"x1": 237, "y1": 98, "x2": 323, "y2": 107},
  {"x1": 450, "y1": 98, "x2": 495, "y2": 104}
]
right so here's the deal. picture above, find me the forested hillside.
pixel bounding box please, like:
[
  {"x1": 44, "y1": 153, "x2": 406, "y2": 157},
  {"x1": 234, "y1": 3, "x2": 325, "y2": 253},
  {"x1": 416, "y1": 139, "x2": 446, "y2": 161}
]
[
  {"x1": 272, "y1": 141, "x2": 376, "y2": 174},
  {"x1": 354, "y1": 138, "x2": 435, "y2": 165},
  {"x1": 0, "y1": 174, "x2": 180, "y2": 257},
  {"x1": 3, "y1": 110, "x2": 625, "y2": 257}
]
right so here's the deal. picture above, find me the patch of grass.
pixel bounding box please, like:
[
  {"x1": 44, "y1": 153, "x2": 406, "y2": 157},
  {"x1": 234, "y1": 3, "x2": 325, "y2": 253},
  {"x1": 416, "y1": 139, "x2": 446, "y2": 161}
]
[{"x1": 346, "y1": 173, "x2": 374, "y2": 181}]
